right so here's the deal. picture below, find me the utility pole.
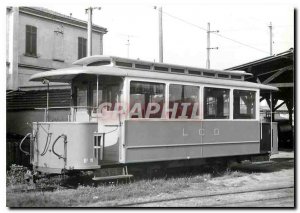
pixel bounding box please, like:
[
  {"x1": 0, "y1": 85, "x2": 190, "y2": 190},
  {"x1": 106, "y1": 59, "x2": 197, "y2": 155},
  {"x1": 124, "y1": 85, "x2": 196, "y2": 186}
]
[
  {"x1": 86, "y1": 7, "x2": 101, "y2": 57},
  {"x1": 206, "y1": 22, "x2": 219, "y2": 69},
  {"x1": 125, "y1": 35, "x2": 130, "y2": 58},
  {"x1": 158, "y1": 6, "x2": 163, "y2": 63},
  {"x1": 269, "y1": 22, "x2": 273, "y2": 56}
]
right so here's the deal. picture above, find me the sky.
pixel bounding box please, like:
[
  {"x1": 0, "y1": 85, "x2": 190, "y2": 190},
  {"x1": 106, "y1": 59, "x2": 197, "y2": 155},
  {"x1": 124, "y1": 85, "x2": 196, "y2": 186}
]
[{"x1": 38, "y1": 0, "x2": 295, "y2": 70}]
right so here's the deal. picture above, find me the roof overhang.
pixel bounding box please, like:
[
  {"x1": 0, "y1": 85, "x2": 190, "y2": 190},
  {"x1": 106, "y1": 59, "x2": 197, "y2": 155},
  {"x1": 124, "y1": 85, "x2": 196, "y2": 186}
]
[{"x1": 30, "y1": 66, "x2": 278, "y2": 91}]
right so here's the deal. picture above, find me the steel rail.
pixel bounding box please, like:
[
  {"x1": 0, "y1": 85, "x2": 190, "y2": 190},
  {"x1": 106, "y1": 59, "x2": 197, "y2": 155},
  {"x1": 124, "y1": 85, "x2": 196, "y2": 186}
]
[
  {"x1": 114, "y1": 184, "x2": 294, "y2": 207},
  {"x1": 212, "y1": 194, "x2": 294, "y2": 207}
]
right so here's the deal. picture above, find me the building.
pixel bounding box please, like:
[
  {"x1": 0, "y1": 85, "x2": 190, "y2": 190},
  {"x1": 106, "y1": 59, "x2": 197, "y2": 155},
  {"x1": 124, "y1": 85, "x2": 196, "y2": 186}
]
[
  {"x1": 227, "y1": 48, "x2": 294, "y2": 148},
  {"x1": 6, "y1": 6, "x2": 107, "y2": 142},
  {"x1": 226, "y1": 48, "x2": 294, "y2": 123},
  {"x1": 6, "y1": 6, "x2": 107, "y2": 91}
]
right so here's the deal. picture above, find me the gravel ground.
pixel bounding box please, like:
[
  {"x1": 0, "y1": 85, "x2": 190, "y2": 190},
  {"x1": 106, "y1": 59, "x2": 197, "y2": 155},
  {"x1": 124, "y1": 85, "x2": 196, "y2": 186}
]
[
  {"x1": 7, "y1": 151, "x2": 294, "y2": 207},
  {"x1": 90, "y1": 150, "x2": 295, "y2": 207}
]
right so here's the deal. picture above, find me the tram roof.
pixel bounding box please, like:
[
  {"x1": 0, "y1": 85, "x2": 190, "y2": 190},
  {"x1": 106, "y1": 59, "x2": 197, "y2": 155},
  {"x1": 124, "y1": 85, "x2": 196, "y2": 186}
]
[
  {"x1": 30, "y1": 60, "x2": 278, "y2": 91},
  {"x1": 73, "y1": 55, "x2": 251, "y2": 76}
]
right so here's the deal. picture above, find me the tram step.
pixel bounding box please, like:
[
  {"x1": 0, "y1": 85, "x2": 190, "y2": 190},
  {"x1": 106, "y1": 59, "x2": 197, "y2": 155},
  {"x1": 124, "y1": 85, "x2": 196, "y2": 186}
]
[
  {"x1": 251, "y1": 160, "x2": 274, "y2": 165},
  {"x1": 92, "y1": 174, "x2": 133, "y2": 181},
  {"x1": 92, "y1": 166, "x2": 133, "y2": 181}
]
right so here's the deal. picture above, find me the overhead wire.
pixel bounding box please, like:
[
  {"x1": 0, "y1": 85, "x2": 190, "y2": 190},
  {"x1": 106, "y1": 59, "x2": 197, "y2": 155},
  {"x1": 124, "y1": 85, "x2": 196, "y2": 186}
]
[{"x1": 155, "y1": 8, "x2": 270, "y2": 55}]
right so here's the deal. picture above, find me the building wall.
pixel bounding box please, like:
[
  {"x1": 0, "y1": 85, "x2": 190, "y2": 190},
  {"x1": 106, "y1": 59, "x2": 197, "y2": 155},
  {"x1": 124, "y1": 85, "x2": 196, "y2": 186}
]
[
  {"x1": 6, "y1": 7, "x2": 19, "y2": 90},
  {"x1": 6, "y1": 7, "x2": 107, "y2": 90}
]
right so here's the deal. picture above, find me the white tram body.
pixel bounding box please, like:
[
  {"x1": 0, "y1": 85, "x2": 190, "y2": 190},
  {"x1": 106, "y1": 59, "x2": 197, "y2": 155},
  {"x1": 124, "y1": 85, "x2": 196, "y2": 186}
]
[{"x1": 28, "y1": 56, "x2": 278, "y2": 174}]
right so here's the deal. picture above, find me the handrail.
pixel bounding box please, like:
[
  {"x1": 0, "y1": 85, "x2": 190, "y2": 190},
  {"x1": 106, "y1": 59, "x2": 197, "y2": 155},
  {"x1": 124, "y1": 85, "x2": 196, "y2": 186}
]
[
  {"x1": 34, "y1": 106, "x2": 99, "y2": 110},
  {"x1": 19, "y1": 133, "x2": 32, "y2": 156},
  {"x1": 52, "y1": 134, "x2": 67, "y2": 159},
  {"x1": 34, "y1": 106, "x2": 101, "y2": 122}
]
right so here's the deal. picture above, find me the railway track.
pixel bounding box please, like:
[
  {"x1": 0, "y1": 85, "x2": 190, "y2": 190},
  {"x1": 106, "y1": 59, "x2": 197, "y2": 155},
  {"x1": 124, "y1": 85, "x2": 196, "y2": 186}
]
[{"x1": 114, "y1": 184, "x2": 294, "y2": 207}]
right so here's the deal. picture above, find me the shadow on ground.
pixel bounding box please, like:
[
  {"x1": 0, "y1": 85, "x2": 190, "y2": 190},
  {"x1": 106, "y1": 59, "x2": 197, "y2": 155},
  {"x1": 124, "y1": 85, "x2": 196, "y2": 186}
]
[{"x1": 230, "y1": 152, "x2": 294, "y2": 173}]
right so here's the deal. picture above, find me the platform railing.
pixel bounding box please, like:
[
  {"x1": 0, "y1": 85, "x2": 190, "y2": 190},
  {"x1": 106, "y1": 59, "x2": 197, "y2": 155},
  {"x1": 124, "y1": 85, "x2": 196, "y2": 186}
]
[{"x1": 35, "y1": 106, "x2": 100, "y2": 122}]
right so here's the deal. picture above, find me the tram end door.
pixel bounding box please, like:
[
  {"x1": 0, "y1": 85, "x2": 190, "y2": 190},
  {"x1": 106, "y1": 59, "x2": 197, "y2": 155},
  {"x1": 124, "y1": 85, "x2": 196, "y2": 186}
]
[
  {"x1": 93, "y1": 132, "x2": 104, "y2": 165},
  {"x1": 271, "y1": 122, "x2": 279, "y2": 154},
  {"x1": 260, "y1": 121, "x2": 278, "y2": 154},
  {"x1": 94, "y1": 107, "x2": 121, "y2": 165}
]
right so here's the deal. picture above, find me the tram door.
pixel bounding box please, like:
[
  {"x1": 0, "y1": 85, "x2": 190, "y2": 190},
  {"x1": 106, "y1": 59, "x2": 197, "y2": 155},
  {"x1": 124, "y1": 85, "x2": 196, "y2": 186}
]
[
  {"x1": 94, "y1": 134, "x2": 104, "y2": 164},
  {"x1": 260, "y1": 122, "x2": 278, "y2": 154}
]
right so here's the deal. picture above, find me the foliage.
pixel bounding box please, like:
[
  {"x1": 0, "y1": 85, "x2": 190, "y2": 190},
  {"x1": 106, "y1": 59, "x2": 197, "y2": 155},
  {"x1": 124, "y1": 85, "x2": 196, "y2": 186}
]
[{"x1": 6, "y1": 164, "x2": 28, "y2": 186}]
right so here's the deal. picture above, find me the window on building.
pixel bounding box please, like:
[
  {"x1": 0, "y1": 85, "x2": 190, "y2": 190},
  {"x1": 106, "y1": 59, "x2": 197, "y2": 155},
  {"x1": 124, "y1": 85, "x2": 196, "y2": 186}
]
[
  {"x1": 130, "y1": 81, "x2": 165, "y2": 118},
  {"x1": 169, "y1": 84, "x2": 199, "y2": 119},
  {"x1": 25, "y1": 25, "x2": 37, "y2": 56},
  {"x1": 204, "y1": 87, "x2": 230, "y2": 119},
  {"x1": 78, "y1": 37, "x2": 87, "y2": 59},
  {"x1": 234, "y1": 90, "x2": 256, "y2": 119}
]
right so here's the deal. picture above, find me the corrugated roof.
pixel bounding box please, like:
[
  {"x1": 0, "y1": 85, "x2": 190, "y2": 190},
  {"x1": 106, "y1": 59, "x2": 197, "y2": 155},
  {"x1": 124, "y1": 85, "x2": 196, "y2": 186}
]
[
  {"x1": 226, "y1": 48, "x2": 294, "y2": 70},
  {"x1": 6, "y1": 89, "x2": 71, "y2": 110}
]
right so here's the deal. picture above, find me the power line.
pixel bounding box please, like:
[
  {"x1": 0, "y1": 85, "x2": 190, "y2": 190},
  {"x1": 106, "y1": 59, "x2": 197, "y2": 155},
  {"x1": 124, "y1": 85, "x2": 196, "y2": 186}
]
[{"x1": 157, "y1": 8, "x2": 269, "y2": 54}]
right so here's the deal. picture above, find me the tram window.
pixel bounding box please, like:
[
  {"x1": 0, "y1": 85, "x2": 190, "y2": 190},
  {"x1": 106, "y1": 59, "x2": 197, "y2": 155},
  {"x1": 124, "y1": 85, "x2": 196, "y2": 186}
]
[
  {"x1": 203, "y1": 72, "x2": 215, "y2": 77},
  {"x1": 135, "y1": 64, "x2": 151, "y2": 70},
  {"x1": 204, "y1": 87, "x2": 230, "y2": 119},
  {"x1": 101, "y1": 85, "x2": 120, "y2": 110},
  {"x1": 188, "y1": 70, "x2": 202, "y2": 76},
  {"x1": 87, "y1": 61, "x2": 111, "y2": 66},
  {"x1": 115, "y1": 61, "x2": 132, "y2": 68},
  {"x1": 92, "y1": 89, "x2": 103, "y2": 108},
  {"x1": 130, "y1": 81, "x2": 165, "y2": 118},
  {"x1": 171, "y1": 68, "x2": 185, "y2": 73},
  {"x1": 233, "y1": 90, "x2": 256, "y2": 119},
  {"x1": 169, "y1": 84, "x2": 199, "y2": 119},
  {"x1": 73, "y1": 75, "x2": 122, "y2": 112},
  {"x1": 154, "y1": 66, "x2": 169, "y2": 72},
  {"x1": 76, "y1": 85, "x2": 88, "y2": 107},
  {"x1": 231, "y1": 75, "x2": 242, "y2": 80},
  {"x1": 218, "y1": 74, "x2": 229, "y2": 79}
]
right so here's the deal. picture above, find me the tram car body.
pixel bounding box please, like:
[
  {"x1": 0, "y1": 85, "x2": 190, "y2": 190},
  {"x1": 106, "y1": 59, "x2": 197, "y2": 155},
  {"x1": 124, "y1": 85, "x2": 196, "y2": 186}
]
[{"x1": 28, "y1": 56, "x2": 278, "y2": 174}]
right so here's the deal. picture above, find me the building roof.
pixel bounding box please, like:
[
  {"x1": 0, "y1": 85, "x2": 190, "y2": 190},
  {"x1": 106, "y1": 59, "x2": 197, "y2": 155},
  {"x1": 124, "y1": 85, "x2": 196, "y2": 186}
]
[
  {"x1": 226, "y1": 48, "x2": 293, "y2": 96},
  {"x1": 226, "y1": 48, "x2": 294, "y2": 70},
  {"x1": 19, "y1": 7, "x2": 108, "y2": 34}
]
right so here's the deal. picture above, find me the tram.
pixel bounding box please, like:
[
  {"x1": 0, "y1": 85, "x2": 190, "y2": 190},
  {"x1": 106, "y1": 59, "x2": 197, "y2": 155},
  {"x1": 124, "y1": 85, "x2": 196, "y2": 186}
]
[{"x1": 23, "y1": 55, "x2": 278, "y2": 178}]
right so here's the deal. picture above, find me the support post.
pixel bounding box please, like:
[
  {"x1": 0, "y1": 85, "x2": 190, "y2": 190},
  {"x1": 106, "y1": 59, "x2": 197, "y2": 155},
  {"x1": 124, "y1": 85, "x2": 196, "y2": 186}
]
[
  {"x1": 158, "y1": 7, "x2": 163, "y2": 63},
  {"x1": 206, "y1": 23, "x2": 210, "y2": 69},
  {"x1": 269, "y1": 22, "x2": 273, "y2": 56},
  {"x1": 86, "y1": 7, "x2": 101, "y2": 57},
  {"x1": 96, "y1": 75, "x2": 99, "y2": 109},
  {"x1": 206, "y1": 22, "x2": 219, "y2": 69},
  {"x1": 46, "y1": 83, "x2": 49, "y2": 122},
  {"x1": 270, "y1": 92, "x2": 273, "y2": 151},
  {"x1": 87, "y1": 7, "x2": 93, "y2": 57}
]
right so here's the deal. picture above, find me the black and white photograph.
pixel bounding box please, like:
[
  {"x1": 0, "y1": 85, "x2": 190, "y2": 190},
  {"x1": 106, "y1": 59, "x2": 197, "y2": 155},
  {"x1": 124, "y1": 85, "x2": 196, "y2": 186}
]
[{"x1": 3, "y1": 0, "x2": 295, "y2": 208}]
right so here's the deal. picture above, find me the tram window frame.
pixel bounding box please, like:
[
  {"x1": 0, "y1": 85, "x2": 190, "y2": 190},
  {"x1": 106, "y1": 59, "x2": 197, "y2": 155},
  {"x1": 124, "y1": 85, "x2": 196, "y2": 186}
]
[
  {"x1": 233, "y1": 90, "x2": 256, "y2": 119},
  {"x1": 204, "y1": 87, "x2": 230, "y2": 119},
  {"x1": 169, "y1": 84, "x2": 200, "y2": 119},
  {"x1": 72, "y1": 75, "x2": 123, "y2": 112},
  {"x1": 129, "y1": 81, "x2": 165, "y2": 119}
]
